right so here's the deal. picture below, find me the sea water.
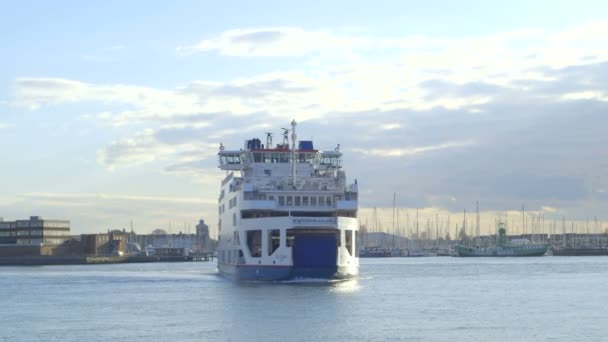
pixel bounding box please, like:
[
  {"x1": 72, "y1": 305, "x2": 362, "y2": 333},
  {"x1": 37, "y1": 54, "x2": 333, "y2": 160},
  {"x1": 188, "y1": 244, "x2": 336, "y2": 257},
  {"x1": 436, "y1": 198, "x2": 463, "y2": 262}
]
[{"x1": 1, "y1": 257, "x2": 607, "y2": 341}]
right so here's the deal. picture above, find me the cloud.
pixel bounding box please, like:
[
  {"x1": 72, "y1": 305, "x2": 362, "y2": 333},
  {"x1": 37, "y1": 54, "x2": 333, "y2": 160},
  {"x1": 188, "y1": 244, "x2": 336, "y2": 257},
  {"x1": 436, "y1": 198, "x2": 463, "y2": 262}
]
[
  {"x1": 0, "y1": 123, "x2": 12, "y2": 129},
  {"x1": 11, "y1": 21, "x2": 608, "y2": 218},
  {"x1": 96, "y1": 128, "x2": 221, "y2": 170},
  {"x1": 94, "y1": 113, "x2": 279, "y2": 170},
  {"x1": 15, "y1": 21, "x2": 608, "y2": 128},
  {"x1": 561, "y1": 91, "x2": 608, "y2": 102},
  {"x1": 352, "y1": 140, "x2": 475, "y2": 157},
  {"x1": 96, "y1": 129, "x2": 171, "y2": 168},
  {"x1": 180, "y1": 27, "x2": 360, "y2": 57},
  {"x1": 22, "y1": 192, "x2": 216, "y2": 205},
  {"x1": 542, "y1": 206, "x2": 558, "y2": 213},
  {"x1": 380, "y1": 123, "x2": 401, "y2": 131}
]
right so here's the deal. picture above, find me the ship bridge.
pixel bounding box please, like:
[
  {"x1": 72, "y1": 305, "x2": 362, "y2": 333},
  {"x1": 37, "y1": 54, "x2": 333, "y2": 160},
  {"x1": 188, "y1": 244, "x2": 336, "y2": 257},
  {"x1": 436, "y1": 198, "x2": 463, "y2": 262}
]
[{"x1": 218, "y1": 143, "x2": 341, "y2": 173}]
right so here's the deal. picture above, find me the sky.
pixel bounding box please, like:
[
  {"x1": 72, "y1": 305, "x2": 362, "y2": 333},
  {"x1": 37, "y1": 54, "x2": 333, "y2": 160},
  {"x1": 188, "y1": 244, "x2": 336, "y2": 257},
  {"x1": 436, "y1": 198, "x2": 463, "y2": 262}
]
[{"x1": 2, "y1": 0, "x2": 608, "y2": 235}]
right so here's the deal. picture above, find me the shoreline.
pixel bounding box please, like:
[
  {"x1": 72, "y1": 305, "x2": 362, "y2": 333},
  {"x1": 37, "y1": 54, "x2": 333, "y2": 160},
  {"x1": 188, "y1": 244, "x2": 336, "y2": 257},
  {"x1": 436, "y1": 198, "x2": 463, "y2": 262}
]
[{"x1": 0, "y1": 254, "x2": 211, "y2": 266}]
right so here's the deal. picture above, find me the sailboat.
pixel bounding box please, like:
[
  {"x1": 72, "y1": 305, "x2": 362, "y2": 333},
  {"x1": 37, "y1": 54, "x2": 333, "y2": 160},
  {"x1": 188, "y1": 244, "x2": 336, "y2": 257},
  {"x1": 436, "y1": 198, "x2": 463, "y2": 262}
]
[{"x1": 455, "y1": 222, "x2": 549, "y2": 257}]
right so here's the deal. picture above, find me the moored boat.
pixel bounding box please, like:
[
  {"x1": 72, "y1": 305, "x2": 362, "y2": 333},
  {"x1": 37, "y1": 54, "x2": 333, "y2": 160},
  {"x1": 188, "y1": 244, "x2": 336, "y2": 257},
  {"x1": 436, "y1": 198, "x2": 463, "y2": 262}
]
[
  {"x1": 552, "y1": 247, "x2": 608, "y2": 256},
  {"x1": 455, "y1": 222, "x2": 549, "y2": 257}
]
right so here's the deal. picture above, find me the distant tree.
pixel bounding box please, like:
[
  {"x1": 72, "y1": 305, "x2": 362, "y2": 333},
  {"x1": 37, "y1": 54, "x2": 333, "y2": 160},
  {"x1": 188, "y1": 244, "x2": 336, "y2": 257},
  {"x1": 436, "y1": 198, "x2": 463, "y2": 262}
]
[{"x1": 445, "y1": 232, "x2": 452, "y2": 241}]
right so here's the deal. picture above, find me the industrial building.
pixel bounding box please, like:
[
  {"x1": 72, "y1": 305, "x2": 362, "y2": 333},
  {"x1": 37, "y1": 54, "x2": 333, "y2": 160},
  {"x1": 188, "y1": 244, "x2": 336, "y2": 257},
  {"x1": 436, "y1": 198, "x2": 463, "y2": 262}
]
[{"x1": 0, "y1": 216, "x2": 72, "y2": 257}]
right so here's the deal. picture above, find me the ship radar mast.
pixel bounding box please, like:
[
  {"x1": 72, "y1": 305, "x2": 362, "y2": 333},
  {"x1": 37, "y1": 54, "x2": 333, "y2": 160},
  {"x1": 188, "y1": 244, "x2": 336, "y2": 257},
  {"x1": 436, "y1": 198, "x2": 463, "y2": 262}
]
[
  {"x1": 265, "y1": 132, "x2": 273, "y2": 149},
  {"x1": 291, "y1": 119, "x2": 297, "y2": 185},
  {"x1": 281, "y1": 128, "x2": 289, "y2": 147}
]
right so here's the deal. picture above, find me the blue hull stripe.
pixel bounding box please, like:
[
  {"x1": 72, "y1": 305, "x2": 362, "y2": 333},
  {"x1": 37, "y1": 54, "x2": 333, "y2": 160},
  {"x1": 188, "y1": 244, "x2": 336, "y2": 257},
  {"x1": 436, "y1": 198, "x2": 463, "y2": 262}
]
[{"x1": 218, "y1": 264, "x2": 354, "y2": 281}]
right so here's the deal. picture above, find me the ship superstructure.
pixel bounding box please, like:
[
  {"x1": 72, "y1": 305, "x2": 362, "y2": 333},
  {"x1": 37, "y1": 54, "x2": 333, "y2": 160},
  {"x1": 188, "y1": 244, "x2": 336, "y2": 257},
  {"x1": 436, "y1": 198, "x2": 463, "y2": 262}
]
[{"x1": 216, "y1": 120, "x2": 359, "y2": 280}]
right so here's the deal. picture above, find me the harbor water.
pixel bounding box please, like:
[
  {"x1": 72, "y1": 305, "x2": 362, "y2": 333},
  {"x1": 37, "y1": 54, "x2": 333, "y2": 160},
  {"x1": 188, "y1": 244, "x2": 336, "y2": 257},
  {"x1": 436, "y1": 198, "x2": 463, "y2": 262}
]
[{"x1": 1, "y1": 257, "x2": 607, "y2": 341}]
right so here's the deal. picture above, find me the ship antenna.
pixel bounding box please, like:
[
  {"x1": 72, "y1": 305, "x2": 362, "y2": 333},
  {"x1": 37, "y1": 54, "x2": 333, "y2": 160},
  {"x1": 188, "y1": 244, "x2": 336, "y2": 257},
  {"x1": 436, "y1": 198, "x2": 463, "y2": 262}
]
[
  {"x1": 291, "y1": 120, "x2": 297, "y2": 186},
  {"x1": 281, "y1": 128, "x2": 289, "y2": 147}
]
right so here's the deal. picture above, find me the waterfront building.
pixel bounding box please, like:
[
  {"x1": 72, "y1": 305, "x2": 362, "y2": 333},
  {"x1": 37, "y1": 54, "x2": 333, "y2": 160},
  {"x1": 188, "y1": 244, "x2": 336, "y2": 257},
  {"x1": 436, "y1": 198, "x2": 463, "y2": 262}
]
[
  {"x1": 127, "y1": 219, "x2": 215, "y2": 253},
  {"x1": 0, "y1": 216, "x2": 73, "y2": 257},
  {"x1": 0, "y1": 216, "x2": 70, "y2": 245},
  {"x1": 196, "y1": 219, "x2": 209, "y2": 240},
  {"x1": 80, "y1": 230, "x2": 129, "y2": 256}
]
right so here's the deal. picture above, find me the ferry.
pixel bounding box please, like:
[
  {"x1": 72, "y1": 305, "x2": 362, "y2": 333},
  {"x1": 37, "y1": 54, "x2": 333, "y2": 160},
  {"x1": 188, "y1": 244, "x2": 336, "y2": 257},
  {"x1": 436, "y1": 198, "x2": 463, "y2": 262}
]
[{"x1": 216, "y1": 120, "x2": 359, "y2": 281}]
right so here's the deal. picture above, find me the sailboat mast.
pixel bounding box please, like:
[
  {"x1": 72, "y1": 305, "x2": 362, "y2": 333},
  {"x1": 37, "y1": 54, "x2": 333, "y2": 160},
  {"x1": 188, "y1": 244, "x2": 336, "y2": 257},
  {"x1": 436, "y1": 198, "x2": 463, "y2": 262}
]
[
  {"x1": 416, "y1": 208, "x2": 420, "y2": 249},
  {"x1": 476, "y1": 201, "x2": 480, "y2": 246},
  {"x1": 522, "y1": 204, "x2": 525, "y2": 235},
  {"x1": 392, "y1": 192, "x2": 396, "y2": 249},
  {"x1": 463, "y1": 209, "x2": 467, "y2": 245}
]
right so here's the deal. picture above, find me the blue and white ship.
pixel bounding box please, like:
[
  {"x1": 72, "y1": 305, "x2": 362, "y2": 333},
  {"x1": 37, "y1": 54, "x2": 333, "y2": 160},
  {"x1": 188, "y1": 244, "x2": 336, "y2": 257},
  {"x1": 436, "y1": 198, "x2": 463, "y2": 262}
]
[{"x1": 216, "y1": 120, "x2": 359, "y2": 281}]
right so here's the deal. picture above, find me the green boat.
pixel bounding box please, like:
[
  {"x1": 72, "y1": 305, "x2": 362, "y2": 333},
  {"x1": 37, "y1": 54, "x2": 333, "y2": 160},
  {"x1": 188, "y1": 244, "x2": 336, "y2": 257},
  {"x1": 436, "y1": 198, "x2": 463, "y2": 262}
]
[{"x1": 455, "y1": 222, "x2": 549, "y2": 257}]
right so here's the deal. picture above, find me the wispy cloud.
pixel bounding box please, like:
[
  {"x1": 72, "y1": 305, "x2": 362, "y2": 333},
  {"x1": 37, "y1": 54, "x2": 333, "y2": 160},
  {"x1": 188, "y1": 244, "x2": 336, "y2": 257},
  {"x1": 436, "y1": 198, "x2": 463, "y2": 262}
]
[
  {"x1": 352, "y1": 140, "x2": 475, "y2": 157},
  {"x1": 179, "y1": 27, "x2": 360, "y2": 57},
  {"x1": 15, "y1": 22, "x2": 608, "y2": 128},
  {"x1": 23, "y1": 192, "x2": 216, "y2": 205},
  {"x1": 560, "y1": 91, "x2": 608, "y2": 102}
]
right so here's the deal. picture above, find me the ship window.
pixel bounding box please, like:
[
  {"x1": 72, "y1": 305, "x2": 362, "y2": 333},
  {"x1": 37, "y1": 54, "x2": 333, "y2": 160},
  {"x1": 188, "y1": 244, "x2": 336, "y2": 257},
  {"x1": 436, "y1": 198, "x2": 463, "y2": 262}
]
[
  {"x1": 302, "y1": 196, "x2": 309, "y2": 206},
  {"x1": 232, "y1": 213, "x2": 237, "y2": 226},
  {"x1": 310, "y1": 197, "x2": 317, "y2": 206},
  {"x1": 318, "y1": 196, "x2": 324, "y2": 207},
  {"x1": 264, "y1": 169, "x2": 271, "y2": 176},
  {"x1": 298, "y1": 152, "x2": 315, "y2": 163},
  {"x1": 278, "y1": 196, "x2": 285, "y2": 206},
  {"x1": 254, "y1": 153, "x2": 262, "y2": 162},
  {"x1": 220, "y1": 154, "x2": 242, "y2": 165},
  {"x1": 287, "y1": 230, "x2": 295, "y2": 247},
  {"x1": 268, "y1": 229, "x2": 280, "y2": 255},
  {"x1": 295, "y1": 196, "x2": 301, "y2": 206},
  {"x1": 345, "y1": 230, "x2": 353, "y2": 256},
  {"x1": 320, "y1": 155, "x2": 341, "y2": 167},
  {"x1": 268, "y1": 195, "x2": 274, "y2": 201},
  {"x1": 247, "y1": 230, "x2": 262, "y2": 257},
  {"x1": 287, "y1": 196, "x2": 293, "y2": 206},
  {"x1": 326, "y1": 196, "x2": 332, "y2": 207}
]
